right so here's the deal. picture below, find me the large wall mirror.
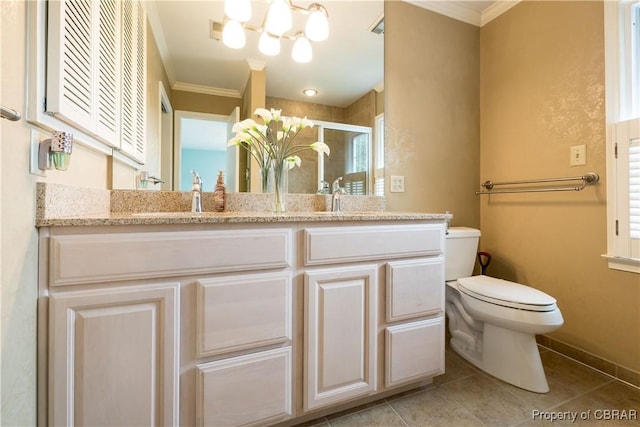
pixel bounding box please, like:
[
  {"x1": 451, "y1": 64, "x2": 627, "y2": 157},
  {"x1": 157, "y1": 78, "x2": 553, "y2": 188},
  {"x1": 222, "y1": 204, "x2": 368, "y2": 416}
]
[{"x1": 147, "y1": 1, "x2": 384, "y2": 194}]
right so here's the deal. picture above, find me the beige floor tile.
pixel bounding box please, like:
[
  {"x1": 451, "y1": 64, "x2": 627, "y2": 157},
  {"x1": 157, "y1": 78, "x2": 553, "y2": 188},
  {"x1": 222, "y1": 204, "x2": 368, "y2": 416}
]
[
  {"x1": 328, "y1": 402, "x2": 407, "y2": 427},
  {"x1": 439, "y1": 372, "x2": 535, "y2": 426},
  {"x1": 389, "y1": 386, "x2": 486, "y2": 426},
  {"x1": 433, "y1": 346, "x2": 478, "y2": 386}
]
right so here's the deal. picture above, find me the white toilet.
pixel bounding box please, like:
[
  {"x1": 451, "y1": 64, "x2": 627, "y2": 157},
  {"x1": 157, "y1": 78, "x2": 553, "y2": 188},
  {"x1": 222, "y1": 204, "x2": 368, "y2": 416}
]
[{"x1": 445, "y1": 227, "x2": 564, "y2": 393}]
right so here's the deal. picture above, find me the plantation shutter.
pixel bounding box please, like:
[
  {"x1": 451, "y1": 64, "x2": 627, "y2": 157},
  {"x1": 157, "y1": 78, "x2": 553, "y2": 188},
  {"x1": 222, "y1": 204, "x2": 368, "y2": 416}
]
[
  {"x1": 616, "y1": 118, "x2": 640, "y2": 259},
  {"x1": 46, "y1": 0, "x2": 120, "y2": 146},
  {"x1": 120, "y1": 0, "x2": 146, "y2": 162},
  {"x1": 629, "y1": 138, "x2": 640, "y2": 239},
  {"x1": 46, "y1": 0, "x2": 145, "y2": 161}
]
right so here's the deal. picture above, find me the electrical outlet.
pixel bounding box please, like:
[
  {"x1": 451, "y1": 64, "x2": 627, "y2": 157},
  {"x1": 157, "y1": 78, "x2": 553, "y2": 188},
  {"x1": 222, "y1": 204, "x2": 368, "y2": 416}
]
[
  {"x1": 390, "y1": 175, "x2": 405, "y2": 192},
  {"x1": 570, "y1": 144, "x2": 586, "y2": 166}
]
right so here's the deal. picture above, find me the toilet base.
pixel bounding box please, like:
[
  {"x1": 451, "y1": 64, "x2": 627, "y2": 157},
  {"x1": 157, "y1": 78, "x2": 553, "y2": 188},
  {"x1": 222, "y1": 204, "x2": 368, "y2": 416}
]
[{"x1": 450, "y1": 323, "x2": 549, "y2": 393}]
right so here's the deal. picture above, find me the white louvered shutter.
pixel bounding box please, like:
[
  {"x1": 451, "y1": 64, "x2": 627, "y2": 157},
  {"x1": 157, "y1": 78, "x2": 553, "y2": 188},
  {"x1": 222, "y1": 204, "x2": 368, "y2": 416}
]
[
  {"x1": 96, "y1": 0, "x2": 121, "y2": 143},
  {"x1": 120, "y1": 0, "x2": 146, "y2": 162},
  {"x1": 46, "y1": 0, "x2": 120, "y2": 147},
  {"x1": 615, "y1": 118, "x2": 640, "y2": 259}
]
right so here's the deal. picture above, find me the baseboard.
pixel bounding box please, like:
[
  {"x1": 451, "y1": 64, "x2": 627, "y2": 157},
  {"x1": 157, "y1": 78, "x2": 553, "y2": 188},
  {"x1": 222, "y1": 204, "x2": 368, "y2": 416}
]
[{"x1": 537, "y1": 335, "x2": 640, "y2": 389}]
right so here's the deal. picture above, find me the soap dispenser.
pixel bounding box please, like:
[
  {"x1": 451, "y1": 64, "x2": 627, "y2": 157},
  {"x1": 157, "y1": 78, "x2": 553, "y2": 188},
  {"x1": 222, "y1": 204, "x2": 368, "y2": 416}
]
[{"x1": 214, "y1": 170, "x2": 225, "y2": 212}]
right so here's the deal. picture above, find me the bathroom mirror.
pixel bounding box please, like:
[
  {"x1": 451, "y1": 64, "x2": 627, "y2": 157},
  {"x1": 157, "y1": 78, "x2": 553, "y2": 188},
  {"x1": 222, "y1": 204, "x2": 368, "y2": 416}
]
[{"x1": 147, "y1": 1, "x2": 384, "y2": 194}]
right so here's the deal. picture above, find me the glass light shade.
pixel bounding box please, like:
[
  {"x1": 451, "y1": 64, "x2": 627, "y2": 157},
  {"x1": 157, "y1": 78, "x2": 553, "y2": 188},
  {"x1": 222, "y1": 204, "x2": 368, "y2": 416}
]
[
  {"x1": 292, "y1": 35, "x2": 312, "y2": 63},
  {"x1": 265, "y1": 0, "x2": 292, "y2": 36},
  {"x1": 222, "y1": 20, "x2": 246, "y2": 49},
  {"x1": 259, "y1": 32, "x2": 280, "y2": 56},
  {"x1": 224, "y1": 0, "x2": 251, "y2": 22},
  {"x1": 303, "y1": 88, "x2": 317, "y2": 97},
  {"x1": 305, "y1": 7, "x2": 329, "y2": 42}
]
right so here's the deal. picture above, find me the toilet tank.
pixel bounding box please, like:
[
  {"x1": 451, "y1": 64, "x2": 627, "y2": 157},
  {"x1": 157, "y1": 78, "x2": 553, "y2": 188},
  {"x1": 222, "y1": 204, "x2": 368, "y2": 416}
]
[{"x1": 445, "y1": 227, "x2": 481, "y2": 281}]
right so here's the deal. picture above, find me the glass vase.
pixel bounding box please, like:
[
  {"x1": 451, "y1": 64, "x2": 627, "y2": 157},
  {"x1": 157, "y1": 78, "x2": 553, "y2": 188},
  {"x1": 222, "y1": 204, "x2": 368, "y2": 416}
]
[
  {"x1": 270, "y1": 159, "x2": 288, "y2": 213},
  {"x1": 260, "y1": 165, "x2": 271, "y2": 193}
]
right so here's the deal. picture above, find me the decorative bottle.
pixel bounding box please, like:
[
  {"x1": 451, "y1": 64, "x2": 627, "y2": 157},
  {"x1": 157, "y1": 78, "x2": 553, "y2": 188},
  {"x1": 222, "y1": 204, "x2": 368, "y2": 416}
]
[{"x1": 214, "y1": 170, "x2": 225, "y2": 212}]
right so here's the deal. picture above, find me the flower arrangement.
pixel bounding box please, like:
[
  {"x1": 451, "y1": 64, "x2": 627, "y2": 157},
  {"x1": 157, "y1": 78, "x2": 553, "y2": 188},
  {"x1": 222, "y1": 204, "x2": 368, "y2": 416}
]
[
  {"x1": 228, "y1": 108, "x2": 330, "y2": 212},
  {"x1": 228, "y1": 107, "x2": 330, "y2": 171}
]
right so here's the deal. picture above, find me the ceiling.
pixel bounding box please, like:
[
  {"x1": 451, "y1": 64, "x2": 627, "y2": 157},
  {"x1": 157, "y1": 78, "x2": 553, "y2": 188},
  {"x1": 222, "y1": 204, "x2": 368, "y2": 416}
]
[{"x1": 146, "y1": 1, "x2": 510, "y2": 112}]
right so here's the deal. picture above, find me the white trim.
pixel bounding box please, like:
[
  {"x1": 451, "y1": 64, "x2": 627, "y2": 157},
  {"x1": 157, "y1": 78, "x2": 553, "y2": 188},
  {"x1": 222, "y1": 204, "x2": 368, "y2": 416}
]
[
  {"x1": 481, "y1": 1, "x2": 521, "y2": 26},
  {"x1": 602, "y1": 255, "x2": 640, "y2": 274},
  {"x1": 172, "y1": 81, "x2": 242, "y2": 98},
  {"x1": 403, "y1": 0, "x2": 521, "y2": 27},
  {"x1": 404, "y1": 0, "x2": 481, "y2": 26}
]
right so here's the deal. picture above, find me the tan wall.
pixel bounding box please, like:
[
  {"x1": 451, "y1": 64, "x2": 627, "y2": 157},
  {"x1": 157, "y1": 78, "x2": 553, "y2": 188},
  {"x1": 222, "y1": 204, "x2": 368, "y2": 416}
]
[
  {"x1": 171, "y1": 90, "x2": 240, "y2": 116},
  {"x1": 384, "y1": 2, "x2": 480, "y2": 228},
  {"x1": 480, "y1": 1, "x2": 639, "y2": 372}
]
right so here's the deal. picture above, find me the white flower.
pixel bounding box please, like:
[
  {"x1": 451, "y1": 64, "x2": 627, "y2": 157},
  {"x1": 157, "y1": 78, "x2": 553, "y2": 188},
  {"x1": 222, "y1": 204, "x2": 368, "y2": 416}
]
[
  {"x1": 254, "y1": 108, "x2": 273, "y2": 123},
  {"x1": 286, "y1": 155, "x2": 302, "y2": 169},
  {"x1": 232, "y1": 118, "x2": 257, "y2": 133},
  {"x1": 310, "y1": 141, "x2": 330, "y2": 157},
  {"x1": 300, "y1": 117, "x2": 314, "y2": 129}
]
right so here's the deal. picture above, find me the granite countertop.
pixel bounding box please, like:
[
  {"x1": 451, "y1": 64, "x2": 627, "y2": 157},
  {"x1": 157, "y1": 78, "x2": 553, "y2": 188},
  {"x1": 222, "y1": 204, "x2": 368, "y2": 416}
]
[
  {"x1": 35, "y1": 183, "x2": 451, "y2": 227},
  {"x1": 36, "y1": 211, "x2": 451, "y2": 227}
]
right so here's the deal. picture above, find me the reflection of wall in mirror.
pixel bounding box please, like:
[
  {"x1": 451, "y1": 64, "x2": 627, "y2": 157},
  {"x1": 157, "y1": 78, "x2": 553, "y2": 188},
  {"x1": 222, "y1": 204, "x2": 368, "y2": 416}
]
[{"x1": 267, "y1": 91, "x2": 377, "y2": 194}]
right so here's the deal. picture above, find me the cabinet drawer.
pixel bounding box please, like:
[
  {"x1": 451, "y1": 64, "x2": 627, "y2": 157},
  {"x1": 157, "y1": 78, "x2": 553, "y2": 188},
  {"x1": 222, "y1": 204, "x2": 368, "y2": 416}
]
[
  {"x1": 196, "y1": 347, "x2": 292, "y2": 427},
  {"x1": 196, "y1": 272, "x2": 292, "y2": 357},
  {"x1": 386, "y1": 258, "x2": 444, "y2": 322},
  {"x1": 303, "y1": 224, "x2": 443, "y2": 266},
  {"x1": 49, "y1": 228, "x2": 292, "y2": 286},
  {"x1": 385, "y1": 318, "x2": 444, "y2": 387}
]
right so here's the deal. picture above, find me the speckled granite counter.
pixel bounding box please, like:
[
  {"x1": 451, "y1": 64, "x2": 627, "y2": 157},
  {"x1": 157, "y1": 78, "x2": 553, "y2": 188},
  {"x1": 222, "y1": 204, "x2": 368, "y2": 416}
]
[{"x1": 35, "y1": 183, "x2": 451, "y2": 226}]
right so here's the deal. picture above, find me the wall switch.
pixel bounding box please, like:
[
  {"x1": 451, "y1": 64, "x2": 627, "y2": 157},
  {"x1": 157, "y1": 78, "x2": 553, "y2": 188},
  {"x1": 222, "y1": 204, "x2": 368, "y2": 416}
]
[
  {"x1": 390, "y1": 175, "x2": 405, "y2": 192},
  {"x1": 30, "y1": 130, "x2": 47, "y2": 177},
  {"x1": 570, "y1": 144, "x2": 586, "y2": 166}
]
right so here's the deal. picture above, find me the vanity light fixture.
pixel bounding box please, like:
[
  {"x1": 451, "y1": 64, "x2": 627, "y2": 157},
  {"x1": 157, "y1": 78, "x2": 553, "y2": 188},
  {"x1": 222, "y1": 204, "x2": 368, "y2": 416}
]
[
  {"x1": 292, "y1": 33, "x2": 312, "y2": 63},
  {"x1": 303, "y1": 88, "x2": 318, "y2": 97},
  {"x1": 217, "y1": 0, "x2": 329, "y2": 63}
]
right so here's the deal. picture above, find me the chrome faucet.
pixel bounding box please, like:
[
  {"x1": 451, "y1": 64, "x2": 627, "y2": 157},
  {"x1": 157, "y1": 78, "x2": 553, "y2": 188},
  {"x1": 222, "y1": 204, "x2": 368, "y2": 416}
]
[
  {"x1": 331, "y1": 177, "x2": 347, "y2": 212},
  {"x1": 191, "y1": 170, "x2": 203, "y2": 213}
]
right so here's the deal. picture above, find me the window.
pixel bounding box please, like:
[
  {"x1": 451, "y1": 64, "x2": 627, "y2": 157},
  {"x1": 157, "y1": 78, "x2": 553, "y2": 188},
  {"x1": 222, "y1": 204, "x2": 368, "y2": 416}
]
[{"x1": 605, "y1": 1, "x2": 640, "y2": 273}]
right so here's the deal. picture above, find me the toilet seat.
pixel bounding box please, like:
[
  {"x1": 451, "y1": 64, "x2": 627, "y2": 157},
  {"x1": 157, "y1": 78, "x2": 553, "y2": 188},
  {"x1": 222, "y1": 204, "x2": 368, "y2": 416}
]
[{"x1": 457, "y1": 276, "x2": 558, "y2": 312}]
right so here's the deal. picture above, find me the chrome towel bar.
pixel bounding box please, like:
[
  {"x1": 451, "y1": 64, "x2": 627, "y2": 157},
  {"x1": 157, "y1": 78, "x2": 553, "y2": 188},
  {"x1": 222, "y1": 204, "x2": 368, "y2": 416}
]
[
  {"x1": 1, "y1": 106, "x2": 21, "y2": 121},
  {"x1": 476, "y1": 172, "x2": 600, "y2": 195}
]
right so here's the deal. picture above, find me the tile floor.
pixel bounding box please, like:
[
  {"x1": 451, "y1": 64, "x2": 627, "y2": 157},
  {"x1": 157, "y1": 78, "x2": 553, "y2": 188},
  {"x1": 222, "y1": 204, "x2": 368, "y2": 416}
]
[{"x1": 299, "y1": 345, "x2": 640, "y2": 426}]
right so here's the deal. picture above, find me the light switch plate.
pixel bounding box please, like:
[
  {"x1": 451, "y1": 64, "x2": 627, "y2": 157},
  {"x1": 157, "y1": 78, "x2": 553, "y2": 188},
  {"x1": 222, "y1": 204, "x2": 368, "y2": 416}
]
[
  {"x1": 570, "y1": 144, "x2": 586, "y2": 166},
  {"x1": 390, "y1": 175, "x2": 405, "y2": 192},
  {"x1": 30, "y1": 130, "x2": 47, "y2": 177}
]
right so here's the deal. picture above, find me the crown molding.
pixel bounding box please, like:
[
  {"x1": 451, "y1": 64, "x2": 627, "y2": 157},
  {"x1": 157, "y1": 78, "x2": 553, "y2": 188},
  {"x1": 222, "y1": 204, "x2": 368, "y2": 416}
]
[
  {"x1": 404, "y1": 0, "x2": 481, "y2": 26},
  {"x1": 403, "y1": 1, "x2": 520, "y2": 27},
  {"x1": 172, "y1": 82, "x2": 242, "y2": 98},
  {"x1": 481, "y1": 1, "x2": 521, "y2": 26}
]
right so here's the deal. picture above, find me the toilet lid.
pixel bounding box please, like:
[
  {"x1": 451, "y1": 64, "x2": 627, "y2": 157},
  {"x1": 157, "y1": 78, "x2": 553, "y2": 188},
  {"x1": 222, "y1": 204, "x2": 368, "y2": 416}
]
[{"x1": 457, "y1": 275, "x2": 558, "y2": 312}]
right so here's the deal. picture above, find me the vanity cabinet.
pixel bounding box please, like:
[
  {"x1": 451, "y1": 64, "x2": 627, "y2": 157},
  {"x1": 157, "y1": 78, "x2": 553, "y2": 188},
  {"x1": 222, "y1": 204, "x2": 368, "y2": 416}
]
[
  {"x1": 302, "y1": 223, "x2": 445, "y2": 412},
  {"x1": 39, "y1": 218, "x2": 445, "y2": 426}
]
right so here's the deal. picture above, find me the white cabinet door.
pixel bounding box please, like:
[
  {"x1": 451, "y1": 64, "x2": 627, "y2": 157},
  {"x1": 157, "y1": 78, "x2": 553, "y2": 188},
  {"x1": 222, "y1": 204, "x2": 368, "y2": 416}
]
[
  {"x1": 48, "y1": 283, "x2": 179, "y2": 426},
  {"x1": 386, "y1": 257, "x2": 444, "y2": 322},
  {"x1": 385, "y1": 318, "x2": 445, "y2": 387},
  {"x1": 304, "y1": 265, "x2": 378, "y2": 410},
  {"x1": 196, "y1": 347, "x2": 292, "y2": 427}
]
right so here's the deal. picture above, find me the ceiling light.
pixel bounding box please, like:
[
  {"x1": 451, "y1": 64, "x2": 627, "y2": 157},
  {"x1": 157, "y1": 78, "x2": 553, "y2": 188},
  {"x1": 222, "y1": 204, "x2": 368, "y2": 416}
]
[
  {"x1": 224, "y1": 0, "x2": 251, "y2": 22},
  {"x1": 259, "y1": 32, "x2": 281, "y2": 56},
  {"x1": 303, "y1": 88, "x2": 318, "y2": 97},
  {"x1": 305, "y1": 4, "x2": 329, "y2": 42},
  {"x1": 265, "y1": 0, "x2": 292, "y2": 36},
  {"x1": 222, "y1": 20, "x2": 246, "y2": 49},
  {"x1": 292, "y1": 34, "x2": 312, "y2": 63}
]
